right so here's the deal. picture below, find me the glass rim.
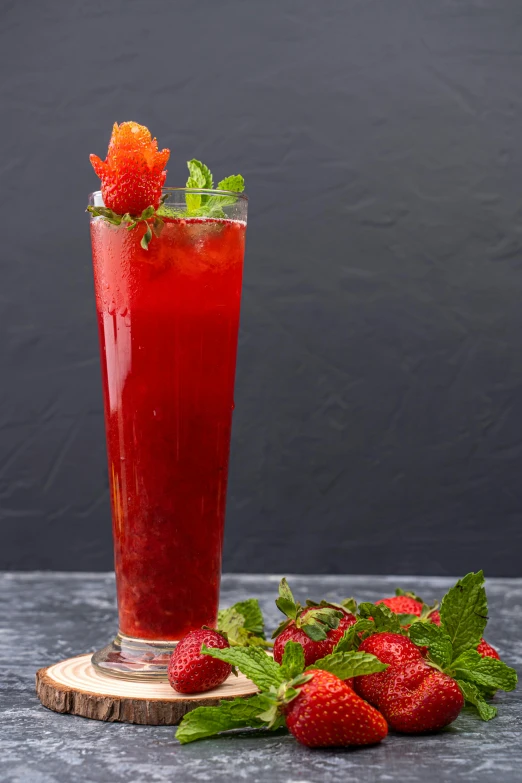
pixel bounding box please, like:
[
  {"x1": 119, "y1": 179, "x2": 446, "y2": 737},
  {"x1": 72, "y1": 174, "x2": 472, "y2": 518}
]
[{"x1": 89, "y1": 187, "x2": 248, "y2": 202}]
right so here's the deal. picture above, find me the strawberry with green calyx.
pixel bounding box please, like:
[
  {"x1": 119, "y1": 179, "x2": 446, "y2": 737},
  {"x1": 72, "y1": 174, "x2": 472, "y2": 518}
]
[
  {"x1": 217, "y1": 598, "x2": 272, "y2": 648},
  {"x1": 407, "y1": 571, "x2": 517, "y2": 721},
  {"x1": 175, "y1": 641, "x2": 387, "y2": 746},
  {"x1": 272, "y1": 579, "x2": 356, "y2": 666},
  {"x1": 168, "y1": 629, "x2": 232, "y2": 694},
  {"x1": 284, "y1": 668, "x2": 388, "y2": 748}
]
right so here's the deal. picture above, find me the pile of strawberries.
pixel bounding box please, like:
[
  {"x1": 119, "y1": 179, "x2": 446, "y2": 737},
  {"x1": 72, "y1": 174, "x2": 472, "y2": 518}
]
[{"x1": 168, "y1": 572, "x2": 516, "y2": 749}]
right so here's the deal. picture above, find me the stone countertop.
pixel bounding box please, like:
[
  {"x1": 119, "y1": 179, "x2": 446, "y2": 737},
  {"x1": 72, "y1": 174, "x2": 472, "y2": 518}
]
[{"x1": 1, "y1": 573, "x2": 521, "y2": 783}]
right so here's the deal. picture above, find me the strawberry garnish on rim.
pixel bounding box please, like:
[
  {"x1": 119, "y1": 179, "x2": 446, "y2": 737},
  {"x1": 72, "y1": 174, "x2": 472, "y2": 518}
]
[{"x1": 90, "y1": 121, "x2": 169, "y2": 216}]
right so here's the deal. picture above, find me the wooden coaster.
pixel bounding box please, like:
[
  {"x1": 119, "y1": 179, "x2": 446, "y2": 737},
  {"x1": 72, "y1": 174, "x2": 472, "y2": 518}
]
[{"x1": 36, "y1": 653, "x2": 259, "y2": 725}]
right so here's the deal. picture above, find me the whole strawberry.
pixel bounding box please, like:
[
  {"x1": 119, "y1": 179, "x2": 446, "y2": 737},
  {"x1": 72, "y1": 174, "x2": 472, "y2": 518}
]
[
  {"x1": 378, "y1": 660, "x2": 464, "y2": 733},
  {"x1": 274, "y1": 608, "x2": 356, "y2": 667},
  {"x1": 353, "y1": 632, "x2": 422, "y2": 705},
  {"x1": 90, "y1": 121, "x2": 170, "y2": 216},
  {"x1": 285, "y1": 668, "x2": 388, "y2": 748},
  {"x1": 168, "y1": 629, "x2": 232, "y2": 694}
]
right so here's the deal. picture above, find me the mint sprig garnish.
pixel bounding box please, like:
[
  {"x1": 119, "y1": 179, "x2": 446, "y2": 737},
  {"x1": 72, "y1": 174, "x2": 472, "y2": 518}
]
[
  {"x1": 272, "y1": 578, "x2": 344, "y2": 642},
  {"x1": 217, "y1": 599, "x2": 272, "y2": 648},
  {"x1": 156, "y1": 160, "x2": 246, "y2": 219},
  {"x1": 176, "y1": 641, "x2": 385, "y2": 744},
  {"x1": 408, "y1": 572, "x2": 517, "y2": 720},
  {"x1": 183, "y1": 160, "x2": 245, "y2": 217}
]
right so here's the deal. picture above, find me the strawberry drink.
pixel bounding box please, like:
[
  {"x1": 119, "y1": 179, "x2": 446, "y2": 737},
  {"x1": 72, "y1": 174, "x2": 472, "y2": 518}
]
[{"x1": 88, "y1": 123, "x2": 247, "y2": 679}]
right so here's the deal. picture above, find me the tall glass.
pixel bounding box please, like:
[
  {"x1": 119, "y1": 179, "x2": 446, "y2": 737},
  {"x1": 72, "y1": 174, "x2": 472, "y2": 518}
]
[{"x1": 89, "y1": 188, "x2": 247, "y2": 679}]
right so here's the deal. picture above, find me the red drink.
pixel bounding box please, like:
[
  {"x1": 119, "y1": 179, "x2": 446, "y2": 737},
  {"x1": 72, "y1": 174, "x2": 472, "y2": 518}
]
[{"x1": 90, "y1": 213, "x2": 246, "y2": 647}]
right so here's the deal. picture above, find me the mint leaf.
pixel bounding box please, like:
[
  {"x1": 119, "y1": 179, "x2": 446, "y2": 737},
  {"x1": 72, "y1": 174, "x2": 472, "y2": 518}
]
[
  {"x1": 201, "y1": 645, "x2": 283, "y2": 691},
  {"x1": 310, "y1": 651, "x2": 388, "y2": 680},
  {"x1": 280, "y1": 641, "x2": 305, "y2": 680},
  {"x1": 203, "y1": 175, "x2": 245, "y2": 213},
  {"x1": 186, "y1": 160, "x2": 213, "y2": 213},
  {"x1": 451, "y1": 650, "x2": 517, "y2": 692},
  {"x1": 233, "y1": 599, "x2": 265, "y2": 638},
  {"x1": 217, "y1": 174, "x2": 244, "y2": 193},
  {"x1": 456, "y1": 680, "x2": 497, "y2": 721},
  {"x1": 176, "y1": 694, "x2": 271, "y2": 744},
  {"x1": 217, "y1": 607, "x2": 249, "y2": 644},
  {"x1": 358, "y1": 603, "x2": 403, "y2": 634},
  {"x1": 187, "y1": 159, "x2": 213, "y2": 189},
  {"x1": 217, "y1": 599, "x2": 269, "y2": 647},
  {"x1": 185, "y1": 189, "x2": 201, "y2": 213},
  {"x1": 408, "y1": 622, "x2": 453, "y2": 668},
  {"x1": 439, "y1": 572, "x2": 488, "y2": 659},
  {"x1": 338, "y1": 618, "x2": 375, "y2": 650}
]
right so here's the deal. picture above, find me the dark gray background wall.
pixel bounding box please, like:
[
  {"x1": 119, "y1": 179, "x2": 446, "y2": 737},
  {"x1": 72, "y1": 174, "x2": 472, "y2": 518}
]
[{"x1": 1, "y1": 0, "x2": 521, "y2": 576}]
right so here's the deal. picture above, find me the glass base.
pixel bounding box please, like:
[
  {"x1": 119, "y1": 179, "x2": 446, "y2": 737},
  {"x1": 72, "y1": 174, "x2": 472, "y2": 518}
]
[{"x1": 91, "y1": 632, "x2": 177, "y2": 681}]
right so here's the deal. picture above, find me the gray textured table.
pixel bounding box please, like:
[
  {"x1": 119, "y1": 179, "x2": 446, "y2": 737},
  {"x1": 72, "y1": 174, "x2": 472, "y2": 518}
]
[{"x1": 1, "y1": 573, "x2": 521, "y2": 783}]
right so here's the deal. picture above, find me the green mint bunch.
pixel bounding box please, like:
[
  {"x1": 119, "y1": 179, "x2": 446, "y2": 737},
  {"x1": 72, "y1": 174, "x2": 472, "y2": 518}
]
[
  {"x1": 175, "y1": 641, "x2": 387, "y2": 744},
  {"x1": 407, "y1": 572, "x2": 517, "y2": 720},
  {"x1": 158, "y1": 159, "x2": 245, "y2": 219}
]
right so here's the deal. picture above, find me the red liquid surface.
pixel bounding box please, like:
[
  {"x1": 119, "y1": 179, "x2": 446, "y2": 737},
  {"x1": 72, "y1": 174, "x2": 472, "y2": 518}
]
[{"x1": 91, "y1": 217, "x2": 245, "y2": 640}]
